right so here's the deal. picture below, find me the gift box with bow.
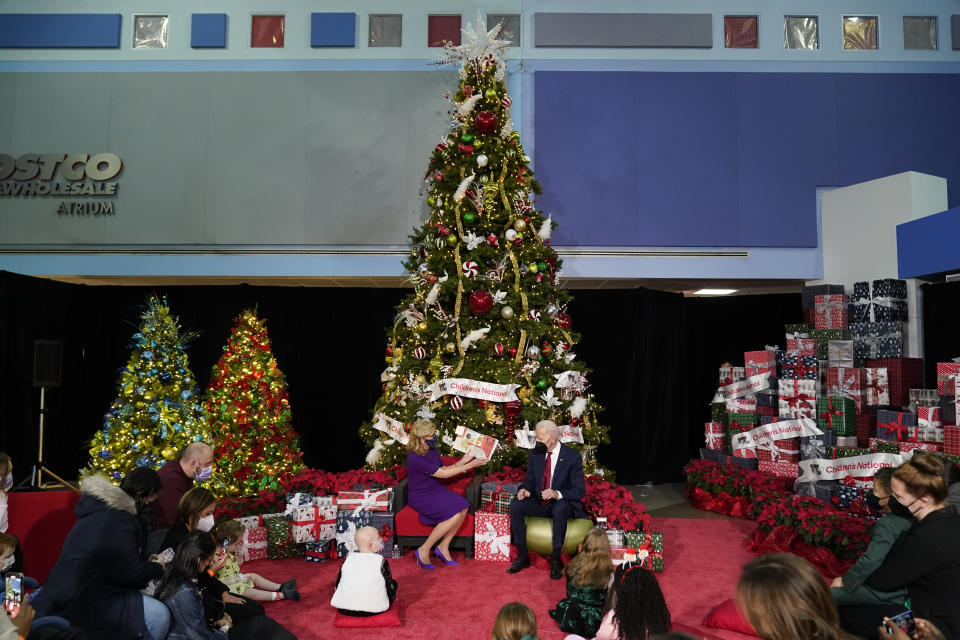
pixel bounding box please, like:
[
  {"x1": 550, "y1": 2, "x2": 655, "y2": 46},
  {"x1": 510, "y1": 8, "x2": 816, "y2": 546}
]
[
  {"x1": 812, "y1": 329, "x2": 851, "y2": 360},
  {"x1": 335, "y1": 509, "x2": 374, "y2": 559},
  {"x1": 814, "y1": 295, "x2": 848, "y2": 330},
  {"x1": 832, "y1": 483, "x2": 865, "y2": 509},
  {"x1": 936, "y1": 362, "x2": 960, "y2": 396},
  {"x1": 875, "y1": 410, "x2": 919, "y2": 443},
  {"x1": 825, "y1": 367, "x2": 864, "y2": 415},
  {"x1": 622, "y1": 531, "x2": 664, "y2": 572},
  {"x1": 781, "y1": 354, "x2": 818, "y2": 380},
  {"x1": 918, "y1": 407, "x2": 942, "y2": 429},
  {"x1": 241, "y1": 525, "x2": 268, "y2": 562},
  {"x1": 863, "y1": 367, "x2": 890, "y2": 407},
  {"x1": 474, "y1": 511, "x2": 512, "y2": 562},
  {"x1": 778, "y1": 379, "x2": 817, "y2": 419},
  {"x1": 801, "y1": 428, "x2": 836, "y2": 460},
  {"x1": 284, "y1": 492, "x2": 314, "y2": 518},
  {"x1": 785, "y1": 323, "x2": 814, "y2": 342},
  {"x1": 945, "y1": 426, "x2": 960, "y2": 456},
  {"x1": 786, "y1": 340, "x2": 818, "y2": 359},
  {"x1": 851, "y1": 280, "x2": 908, "y2": 323},
  {"x1": 869, "y1": 438, "x2": 901, "y2": 454},
  {"x1": 264, "y1": 516, "x2": 302, "y2": 560},
  {"x1": 704, "y1": 423, "x2": 725, "y2": 451},
  {"x1": 727, "y1": 412, "x2": 757, "y2": 432},
  {"x1": 744, "y1": 350, "x2": 777, "y2": 378},
  {"x1": 866, "y1": 358, "x2": 922, "y2": 408},
  {"x1": 289, "y1": 503, "x2": 338, "y2": 543},
  {"x1": 802, "y1": 284, "x2": 845, "y2": 311},
  {"x1": 851, "y1": 322, "x2": 904, "y2": 360},
  {"x1": 828, "y1": 340, "x2": 856, "y2": 368},
  {"x1": 337, "y1": 488, "x2": 394, "y2": 512},
  {"x1": 758, "y1": 460, "x2": 798, "y2": 478},
  {"x1": 757, "y1": 437, "x2": 800, "y2": 463},
  {"x1": 480, "y1": 481, "x2": 521, "y2": 514},
  {"x1": 305, "y1": 539, "x2": 333, "y2": 562},
  {"x1": 824, "y1": 446, "x2": 871, "y2": 458},
  {"x1": 816, "y1": 396, "x2": 856, "y2": 437}
]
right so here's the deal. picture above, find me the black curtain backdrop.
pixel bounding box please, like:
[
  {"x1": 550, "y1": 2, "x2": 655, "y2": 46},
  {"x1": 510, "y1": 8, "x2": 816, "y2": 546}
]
[
  {"x1": 1, "y1": 270, "x2": 801, "y2": 486},
  {"x1": 921, "y1": 281, "x2": 960, "y2": 386}
]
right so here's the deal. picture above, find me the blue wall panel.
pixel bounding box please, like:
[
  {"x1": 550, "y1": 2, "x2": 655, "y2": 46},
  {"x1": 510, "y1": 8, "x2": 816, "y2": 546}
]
[
  {"x1": 897, "y1": 206, "x2": 960, "y2": 278},
  {"x1": 536, "y1": 71, "x2": 960, "y2": 248},
  {"x1": 310, "y1": 13, "x2": 356, "y2": 47},
  {"x1": 191, "y1": 14, "x2": 228, "y2": 48},
  {"x1": 0, "y1": 14, "x2": 121, "y2": 48}
]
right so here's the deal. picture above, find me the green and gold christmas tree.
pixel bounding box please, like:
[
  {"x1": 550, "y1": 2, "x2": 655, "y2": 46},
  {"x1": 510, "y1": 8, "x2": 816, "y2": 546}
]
[
  {"x1": 360, "y1": 18, "x2": 609, "y2": 472},
  {"x1": 204, "y1": 308, "x2": 303, "y2": 497},
  {"x1": 86, "y1": 295, "x2": 210, "y2": 482}
]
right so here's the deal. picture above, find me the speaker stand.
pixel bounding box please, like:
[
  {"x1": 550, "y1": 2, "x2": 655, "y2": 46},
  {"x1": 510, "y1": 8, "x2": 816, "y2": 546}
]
[{"x1": 30, "y1": 386, "x2": 79, "y2": 492}]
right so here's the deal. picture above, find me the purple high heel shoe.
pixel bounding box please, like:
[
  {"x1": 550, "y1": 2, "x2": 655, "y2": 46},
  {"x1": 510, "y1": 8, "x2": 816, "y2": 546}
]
[
  {"x1": 414, "y1": 549, "x2": 434, "y2": 570},
  {"x1": 433, "y1": 548, "x2": 459, "y2": 566}
]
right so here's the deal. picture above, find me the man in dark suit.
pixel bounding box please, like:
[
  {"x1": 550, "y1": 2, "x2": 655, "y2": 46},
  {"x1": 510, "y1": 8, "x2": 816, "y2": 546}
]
[{"x1": 507, "y1": 420, "x2": 587, "y2": 579}]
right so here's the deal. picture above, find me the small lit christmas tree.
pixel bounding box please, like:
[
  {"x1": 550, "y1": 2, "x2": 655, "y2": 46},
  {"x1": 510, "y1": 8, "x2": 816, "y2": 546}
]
[
  {"x1": 204, "y1": 308, "x2": 304, "y2": 497},
  {"x1": 360, "y1": 17, "x2": 609, "y2": 472},
  {"x1": 86, "y1": 296, "x2": 209, "y2": 482}
]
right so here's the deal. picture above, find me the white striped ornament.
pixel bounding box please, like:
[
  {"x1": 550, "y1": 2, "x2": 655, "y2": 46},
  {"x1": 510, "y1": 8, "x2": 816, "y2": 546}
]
[
  {"x1": 462, "y1": 261, "x2": 479, "y2": 277},
  {"x1": 449, "y1": 396, "x2": 463, "y2": 410},
  {"x1": 413, "y1": 346, "x2": 427, "y2": 360}
]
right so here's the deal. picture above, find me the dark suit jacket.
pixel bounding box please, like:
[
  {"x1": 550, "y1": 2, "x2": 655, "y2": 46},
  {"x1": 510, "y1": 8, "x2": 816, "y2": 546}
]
[{"x1": 521, "y1": 443, "x2": 587, "y2": 517}]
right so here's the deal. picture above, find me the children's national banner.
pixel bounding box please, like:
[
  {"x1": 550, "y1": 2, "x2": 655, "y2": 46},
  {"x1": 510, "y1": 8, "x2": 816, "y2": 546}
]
[
  {"x1": 797, "y1": 452, "x2": 904, "y2": 481},
  {"x1": 731, "y1": 417, "x2": 821, "y2": 451}
]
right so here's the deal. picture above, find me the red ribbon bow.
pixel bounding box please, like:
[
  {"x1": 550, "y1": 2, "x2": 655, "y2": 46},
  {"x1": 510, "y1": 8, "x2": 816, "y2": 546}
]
[
  {"x1": 820, "y1": 398, "x2": 842, "y2": 429},
  {"x1": 878, "y1": 412, "x2": 915, "y2": 442}
]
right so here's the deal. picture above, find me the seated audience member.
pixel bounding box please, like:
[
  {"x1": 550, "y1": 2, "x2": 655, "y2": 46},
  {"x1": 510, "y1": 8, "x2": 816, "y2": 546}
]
[
  {"x1": 32, "y1": 469, "x2": 170, "y2": 640},
  {"x1": 492, "y1": 602, "x2": 540, "y2": 640},
  {"x1": 738, "y1": 553, "x2": 852, "y2": 640},
  {"x1": 550, "y1": 527, "x2": 614, "y2": 637},
  {"x1": 214, "y1": 520, "x2": 299, "y2": 602},
  {"x1": 0, "y1": 452, "x2": 23, "y2": 573},
  {"x1": 160, "y1": 489, "x2": 269, "y2": 628},
  {"x1": 838, "y1": 452, "x2": 960, "y2": 639},
  {"x1": 331, "y1": 526, "x2": 397, "y2": 616},
  {"x1": 154, "y1": 443, "x2": 215, "y2": 530},
  {"x1": 157, "y1": 530, "x2": 232, "y2": 640},
  {"x1": 590, "y1": 563, "x2": 671, "y2": 640},
  {"x1": 830, "y1": 466, "x2": 909, "y2": 607},
  {"x1": 0, "y1": 532, "x2": 18, "y2": 575},
  {"x1": 881, "y1": 615, "x2": 947, "y2": 640}
]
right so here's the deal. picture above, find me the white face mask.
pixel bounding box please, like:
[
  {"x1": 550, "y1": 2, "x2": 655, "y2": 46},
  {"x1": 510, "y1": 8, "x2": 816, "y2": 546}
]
[
  {"x1": 196, "y1": 514, "x2": 215, "y2": 532},
  {"x1": 0, "y1": 555, "x2": 14, "y2": 572},
  {"x1": 2, "y1": 474, "x2": 11, "y2": 492}
]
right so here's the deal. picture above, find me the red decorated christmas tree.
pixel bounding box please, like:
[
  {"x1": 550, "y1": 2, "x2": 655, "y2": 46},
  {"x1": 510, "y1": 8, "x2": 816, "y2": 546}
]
[{"x1": 204, "y1": 308, "x2": 304, "y2": 497}]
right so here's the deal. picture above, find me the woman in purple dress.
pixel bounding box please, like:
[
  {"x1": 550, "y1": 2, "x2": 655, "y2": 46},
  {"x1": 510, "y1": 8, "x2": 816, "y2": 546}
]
[{"x1": 406, "y1": 419, "x2": 485, "y2": 569}]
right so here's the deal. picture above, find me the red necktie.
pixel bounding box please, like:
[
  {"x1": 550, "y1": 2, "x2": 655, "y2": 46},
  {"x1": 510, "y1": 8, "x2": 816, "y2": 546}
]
[{"x1": 542, "y1": 451, "x2": 552, "y2": 491}]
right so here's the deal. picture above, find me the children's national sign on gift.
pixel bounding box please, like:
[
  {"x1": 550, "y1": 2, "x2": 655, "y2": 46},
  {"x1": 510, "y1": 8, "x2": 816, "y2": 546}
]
[{"x1": 731, "y1": 417, "x2": 822, "y2": 452}]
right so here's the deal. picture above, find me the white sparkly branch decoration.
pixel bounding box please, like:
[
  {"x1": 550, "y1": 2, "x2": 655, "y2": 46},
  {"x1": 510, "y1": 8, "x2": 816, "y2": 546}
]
[
  {"x1": 538, "y1": 215, "x2": 553, "y2": 242},
  {"x1": 492, "y1": 290, "x2": 508, "y2": 304},
  {"x1": 570, "y1": 396, "x2": 588, "y2": 418},
  {"x1": 500, "y1": 119, "x2": 514, "y2": 139},
  {"x1": 463, "y1": 231, "x2": 483, "y2": 250},
  {"x1": 453, "y1": 173, "x2": 475, "y2": 202},
  {"x1": 460, "y1": 326, "x2": 491, "y2": 351},
  {"x1": 457, "y1": 94, "x2": 482, "y2": 117},
  {"x1": 541, "y1": 387, "x2": 562, "y2": 408}
]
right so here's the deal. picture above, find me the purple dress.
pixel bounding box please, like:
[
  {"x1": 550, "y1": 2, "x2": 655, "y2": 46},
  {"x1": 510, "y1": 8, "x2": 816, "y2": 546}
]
[{"x1": 406, "y1": 447, "x2": 470, "y2": 525}]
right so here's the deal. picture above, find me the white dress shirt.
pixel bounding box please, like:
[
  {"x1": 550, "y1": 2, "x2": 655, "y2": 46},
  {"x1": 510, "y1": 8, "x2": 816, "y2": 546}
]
[{"x1": 545, "y1": 442, "x2": 562, "y2": 499}]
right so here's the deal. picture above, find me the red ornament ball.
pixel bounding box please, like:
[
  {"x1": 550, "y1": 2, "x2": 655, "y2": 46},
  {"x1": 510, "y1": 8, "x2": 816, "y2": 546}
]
[
  {"x1": 504, "y1": 400, "x2": 522, "y2": 416},
  {"x1": 556, "y1": 312, "x2": 572, "y2": 329},
  {"x1": 439, "y1": 226, "x2": 450, "y2": 237},
  {"x1": 468, "y1": 289, "x2": 494, "y2": 314},
  {"x1": 474, "y1": 110, "x2": 498, "y2": 135},
  {"x1": 385, "y1": 345, "x2": 394, "y2": 356},
  {"x1": 413, "y1": 346, "x2": 427, "y2": 360},
  {"x1": 486, "y1": 233, "x2": 499, "y2": 246},
  {"x1": 512, "y1": 237, "x2": 523, "y2": 247},
  {"x1": 493, "y1": 342, "x2": 505, "y2": 356},
  {"x1": 450, "y1": 396, "x2": 463, "y2": 410},
  {"x1": 508, "y1": 346, "x2": 518, "y2": 358}
]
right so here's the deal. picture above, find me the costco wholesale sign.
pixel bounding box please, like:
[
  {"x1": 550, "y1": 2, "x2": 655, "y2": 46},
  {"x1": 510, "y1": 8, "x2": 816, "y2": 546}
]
[{"x1": 0, "y1": 153, "x2": 123, "y2": 216}]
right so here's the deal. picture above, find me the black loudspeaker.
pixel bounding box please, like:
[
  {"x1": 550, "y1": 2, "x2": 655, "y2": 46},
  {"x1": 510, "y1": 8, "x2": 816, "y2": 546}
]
[{"x1": 33, "y1": 340, "x2": 62, "y2": 388}]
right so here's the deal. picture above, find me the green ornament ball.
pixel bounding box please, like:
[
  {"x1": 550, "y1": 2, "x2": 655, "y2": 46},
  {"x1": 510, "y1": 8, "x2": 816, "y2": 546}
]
[
  {"x1": 485, "y1": 88, "x2": 497, "y2": 99},
  {"x1": 447, "y1": 234, "x2": 459, "y2": 246},
  {"x1": 538, "y1": 262, "x2": 548, "y2": 272},
  {"x1": 428, "y1": 197, "x2": 436, "y2": 206},
  {"x1": 461, "y1": 134, "x2": 473, "y2": 143},
  {"x1": 528, "y1": 263, "x2": 539, "y2": 274},
  {"x1": 536, "y1": 378, "x2": 548, "y2": 390},
  {"x1": 463, "y1": 212, "x2": 476, "y2": 223},
  {"x1": 473, "y1": 139, "x2": 483, "y2": 148}
]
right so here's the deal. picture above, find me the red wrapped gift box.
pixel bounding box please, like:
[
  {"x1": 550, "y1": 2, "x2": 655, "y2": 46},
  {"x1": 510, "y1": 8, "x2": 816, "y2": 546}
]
[
  {"x1": 826, "y1": 367, "x2": 864, "y2": 415},
  {"x1": 865, "y1": 358, "x2": 922, "y2": 408},
  {"x1": 758, "y1": 460, "x2": 798, "y2": 478},
  {"x1": 733, "y1": 445, "x2": 757, "y2": 459},
  {"x1": 786, "y1": 338, "x2": 817, "y2": 357},
  {"x1": 704, "y1": 422, "x2": 725, "y2": 450},
  {"x1": 778, "y1": 379, "x2": 817, "y2": 419},
  {"x1": 936, "y1": 362, "x2": 960, "y2": 396},
  {"x1": 744, "y1": 349, "x2": 777, "y2": 378},
  {"x1": 757, "y1": 438, "x2": 800, "y2": 463},
  {"x1": 474, "y1": 511, "x2": 511, "y2": 562},
  {"x1": 757, "y1": 405, "x2": 778, "y2": 417},
  {"x1": 856, "y1": 413, "x2": 877, "y2": 448},
  {"x1": 863, "y1": 367, "x2": 890, "y2": 407},
  {"x1": 945, "y1": 425, "x2": 960, "y2": 456},
  {"x1": 918, "y1": 407, "x2": 942, "y2": 429},
  {"x1": 900, "y1": 441, "x2": 943, "y2": 454},
  {"x1": 815, "y1": 294, "x2": 848, "y2": 329}
]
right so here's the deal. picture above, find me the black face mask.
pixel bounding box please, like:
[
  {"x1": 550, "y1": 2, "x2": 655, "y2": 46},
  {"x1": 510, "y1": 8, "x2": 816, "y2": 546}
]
[
  {"x1": 887, "y1": 495, "x2": 918, "y2": 521},
  {"x1": 865, "y1": 490, "x2": 883, "y2": 512},
  {"x1": 425, "y1": 438, "x2": 437, "y2": 449},
  {"x1": 136, "y1": 501, "x2": 154, "y2": 520},
  {"x1": 533, "y1": 442, "x2": 548, "y2": 455}
]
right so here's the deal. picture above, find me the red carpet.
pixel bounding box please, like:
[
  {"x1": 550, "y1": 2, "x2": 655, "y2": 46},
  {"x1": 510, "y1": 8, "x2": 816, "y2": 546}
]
[{"x1": 243, "y1": 517, "x2": 761, "y2": 640}]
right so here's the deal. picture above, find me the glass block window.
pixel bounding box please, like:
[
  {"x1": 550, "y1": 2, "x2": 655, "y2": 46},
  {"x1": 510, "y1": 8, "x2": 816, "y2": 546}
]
[
  {"x1": 843, "y1": 16, "x2": 878, "y2": 50},
  {"x1": 487, "y1": 14, "x2": 521, "y2": 47},
  {"x1": 724, "y1": 16, "x2": 758, "y2": 48},
  {"x1": 252, "y1": 15, "x2": 284, "y2": 48},
  {"x1": 784, "y1": 16, "x2": 819, "y2": 49},
  {"x1": 368, "y1": 14, "x2": 401, "y2": 47},
  {"x1": 904, "y1": 16, "x2": 937, "y2": 50},
  {"x1": 428, "y1": 15, "x2": 461, "y2": 47},
  {"x1": 133, "y1": 15, "x2": 168, "y2": 49}
]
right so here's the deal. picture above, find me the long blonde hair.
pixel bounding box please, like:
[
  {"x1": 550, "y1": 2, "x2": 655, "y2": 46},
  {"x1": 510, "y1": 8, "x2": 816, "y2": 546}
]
[
  {"x1": 491, "y1": 602, "x2": 537, "y2": 640},
  {"x1": 406, "y1": 419, "x2": 436, "y2": 456},
  {"x1": 737, "y1": 553, "x2": 852, "y2": 640},
  {"x1": 566, "y1": 527, "x2": 614, "y2": 588}
]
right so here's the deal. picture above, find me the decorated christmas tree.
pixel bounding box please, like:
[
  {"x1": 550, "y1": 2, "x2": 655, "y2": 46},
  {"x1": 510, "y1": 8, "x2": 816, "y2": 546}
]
[
  {"x1": 204, "y1": 308, "x2": 304, "y2": 497},
  {"x1": 87, "y1": 296, "x2": 209, "y2": 482},
  {"x1": 360, "y1": 18, "x2": 609, "y2": 473}
]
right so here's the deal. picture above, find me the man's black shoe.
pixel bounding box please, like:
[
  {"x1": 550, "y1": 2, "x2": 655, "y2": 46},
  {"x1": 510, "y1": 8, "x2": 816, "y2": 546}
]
[
  {"x1": 550, "y1": 555, "x2": 563, "y2": 580},
  {"x1": 506, "y1": 555, "x2": 530, "y2": 574}
]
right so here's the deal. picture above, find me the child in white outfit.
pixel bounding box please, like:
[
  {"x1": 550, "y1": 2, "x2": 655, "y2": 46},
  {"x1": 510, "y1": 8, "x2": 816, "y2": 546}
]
[{"x1": 330, "y1": 526, "x2": 398, "y2": 616}]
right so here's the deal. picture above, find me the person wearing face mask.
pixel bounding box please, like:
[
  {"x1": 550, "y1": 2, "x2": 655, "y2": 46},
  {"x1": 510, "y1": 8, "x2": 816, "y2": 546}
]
[
  {"x1": 0, "y1": 452, "x2": 23, "y2": 574},
  {"x1": 829, "y1": 466, "x2": 910, "y2": 608},
  {"x1": 154, "y1": 442, "x2": 215, "y2": 533},
  {"x1": 156, "y1": 530, "x2": 232, "y2": 639},
  {"x1": 838, "y1": 452, "x2": 960, "y2": 639},
  {"x1": 31, "y1": 468, "x2": 170, "y2": 639},
  {"x1": 508, "y1": 420, "x2": 588, "y2": 580},
  {"x1": 405, "y1": 419, "x2": 486, "y2": 569}
]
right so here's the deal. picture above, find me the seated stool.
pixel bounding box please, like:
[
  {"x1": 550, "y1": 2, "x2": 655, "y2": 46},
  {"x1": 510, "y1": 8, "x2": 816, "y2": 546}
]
[{"x1": 525, "y1": 517, "x2": 594, "y2": 555}]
